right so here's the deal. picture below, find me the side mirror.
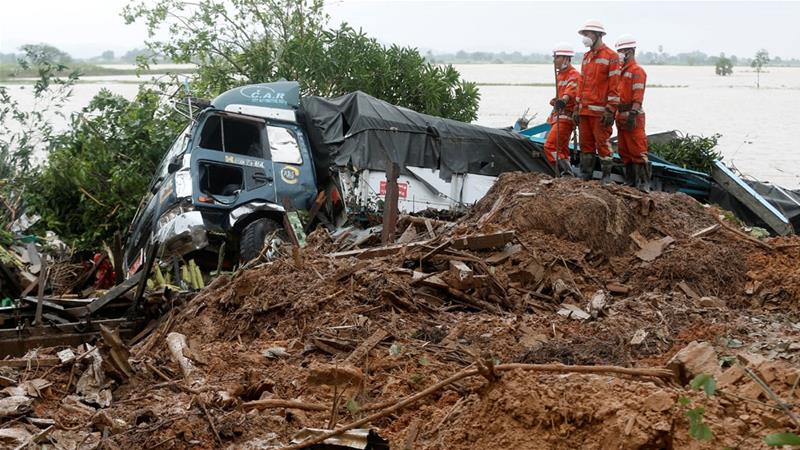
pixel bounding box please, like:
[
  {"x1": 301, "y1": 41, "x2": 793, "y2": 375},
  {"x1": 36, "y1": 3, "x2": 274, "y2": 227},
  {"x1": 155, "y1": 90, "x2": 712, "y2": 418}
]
[{"x1": 167, "y1": 154, "x2": 183, "y2": 174}]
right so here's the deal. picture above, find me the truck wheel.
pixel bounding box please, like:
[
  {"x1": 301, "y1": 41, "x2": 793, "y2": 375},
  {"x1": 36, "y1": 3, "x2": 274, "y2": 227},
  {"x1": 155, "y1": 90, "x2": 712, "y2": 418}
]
[{"x1": 240, "y1": 218, "x2": 285, "y2": 263}]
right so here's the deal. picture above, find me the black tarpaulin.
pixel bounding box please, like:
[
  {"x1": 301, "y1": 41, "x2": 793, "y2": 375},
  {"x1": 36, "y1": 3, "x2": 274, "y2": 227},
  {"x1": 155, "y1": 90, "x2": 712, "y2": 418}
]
[{"x1": 302, "y1": 91, "x2": 551, "y2": 180}]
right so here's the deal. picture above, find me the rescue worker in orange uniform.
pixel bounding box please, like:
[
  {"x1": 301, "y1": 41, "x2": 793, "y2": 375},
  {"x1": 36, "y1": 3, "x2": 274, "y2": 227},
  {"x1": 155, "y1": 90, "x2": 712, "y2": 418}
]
[
  {"x1": 574, "y1": 20, "x2": 621, "y2": 184},
  {"x1": 614, "y1": 34, "x2": 650, "y2": 191},
  {"x1": 544, "y1": 42, "x2": 581, "y2": 176}
]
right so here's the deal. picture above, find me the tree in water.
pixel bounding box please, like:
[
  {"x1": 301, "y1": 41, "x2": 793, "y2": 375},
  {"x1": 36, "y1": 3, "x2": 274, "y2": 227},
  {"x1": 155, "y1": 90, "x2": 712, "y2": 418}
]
[
  {"x1": 751, "y1": 49, "x2": 770, "y2": 88},
  {"x1": 715, "y1": 53, "x2": 733, "y2": 76}
]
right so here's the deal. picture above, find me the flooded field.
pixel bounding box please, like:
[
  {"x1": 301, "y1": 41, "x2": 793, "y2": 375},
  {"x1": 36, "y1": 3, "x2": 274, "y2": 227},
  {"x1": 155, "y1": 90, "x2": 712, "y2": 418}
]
[
  {"x1": 457, "y1": 64, "x2": 800, "y2": 188},
  {"x1": 3, "y1": 63, "x2": 799, "y2": 187}
]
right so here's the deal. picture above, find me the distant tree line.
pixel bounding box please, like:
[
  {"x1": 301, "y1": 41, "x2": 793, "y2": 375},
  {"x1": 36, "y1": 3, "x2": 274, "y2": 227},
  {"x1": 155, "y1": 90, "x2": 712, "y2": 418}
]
[
  {"x1": 0, "y1": 46, "x2": 159, "y2": 65},
  {"x1": 426, "y1": 49, "x2": 800, "y2": 67}
]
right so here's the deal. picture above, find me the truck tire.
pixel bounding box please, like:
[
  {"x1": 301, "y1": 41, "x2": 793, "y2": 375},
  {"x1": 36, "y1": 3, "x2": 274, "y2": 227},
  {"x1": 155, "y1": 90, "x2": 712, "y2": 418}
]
[{"x1": 240, "y1": 218, "x2": 285, "y2": 263}]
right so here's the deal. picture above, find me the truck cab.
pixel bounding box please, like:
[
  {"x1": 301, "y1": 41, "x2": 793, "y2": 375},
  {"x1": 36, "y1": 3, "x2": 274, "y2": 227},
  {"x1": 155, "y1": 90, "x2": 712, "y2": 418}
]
[{"x1": 124, "y1": 81, "x2": 319, "y2": 275}]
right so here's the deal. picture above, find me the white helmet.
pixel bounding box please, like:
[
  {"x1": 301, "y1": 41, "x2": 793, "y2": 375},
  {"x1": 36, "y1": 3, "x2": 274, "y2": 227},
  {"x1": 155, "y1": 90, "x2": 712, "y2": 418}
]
[
  {"x1": 552, "y1": 42, "x2": 575, "y2": 57},
  {"x1": 578, "y1": 20, "x2": 606, "y2": 35},
  {"x1": 615, "y1": 34, "x2": 637, "y2": 51}
]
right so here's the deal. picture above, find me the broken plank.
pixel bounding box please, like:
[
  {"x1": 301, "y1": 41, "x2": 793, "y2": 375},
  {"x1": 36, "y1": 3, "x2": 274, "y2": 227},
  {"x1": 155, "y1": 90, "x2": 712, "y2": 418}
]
[
  {"x1": 80, "y1": 271, "x2": 144, "y2": 316},
  {"x1": 421, "y1": 240, "x2": 452, "y2": 261},
  {"x1": 690, "y1": 224, "x2": 720, "y2": 239},
  {"x1": 451, "y1": 231, "x2": 515, "y2": 251},
  {"x1": 476, "y1": 193, "x2": 506, "y2": 229},
  {"x1": 0, "y1": 356, "x2": 60, "y2": 368},
  {"x1": 345, "y1": 329, "x2": 390, "y2": 364}
]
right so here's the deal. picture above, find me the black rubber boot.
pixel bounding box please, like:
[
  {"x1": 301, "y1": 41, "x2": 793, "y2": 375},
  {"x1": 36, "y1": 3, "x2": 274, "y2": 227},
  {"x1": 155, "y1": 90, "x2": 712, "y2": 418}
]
[
  {"x1": 635, "y1": 163, "x2": 651, "y2": 192},
  {"x1": 557, "y1": 159, "x2": 574, "y2": 177},
  {"x1": 579, "y1": 153, "x2": 595, "y2": 180},
  {"x1": 600, "y1": 158, "x2": 613, "y2": 185},
  {"x1": 624, "y1": 163, "x2": 636, "y2": 186}
]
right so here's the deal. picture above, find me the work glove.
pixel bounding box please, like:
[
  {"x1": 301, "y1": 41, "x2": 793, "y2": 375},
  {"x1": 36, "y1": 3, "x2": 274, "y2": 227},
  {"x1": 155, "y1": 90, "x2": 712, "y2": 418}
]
[
  {"x1": 626, "y1": 110, "x2": 638, "y2": 131},
  {"x1": 572, "y1": 110, "x2": 580, "y2": 126},
  {"x1": 554, "y1": 98, "x2": 567, "y2": 112},
  {"x1": 602, "y1": 109, "x2": 615, "y2": 127}
]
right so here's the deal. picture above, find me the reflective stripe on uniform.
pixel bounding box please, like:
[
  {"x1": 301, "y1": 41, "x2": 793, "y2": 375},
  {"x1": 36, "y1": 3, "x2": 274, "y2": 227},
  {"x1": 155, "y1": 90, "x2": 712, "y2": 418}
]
[
  {"x1": 632, "y1": 83, "x2": 645, "y2": 90},
  {"x1": 609, "y1": 69, "x2": 621, "y2": 76},
  {"x1": 623, "y1": 72, "x2": 634, "y2": 78},
  {"x1": 607, "y1": 96, "x2": 620, "y2": 102},
  {"x1": 595, "y1": 58, "x2": 610, "y2": 65},
  {"x1": 617, "y1": 110, "x2": 645, "y2": 118},
  {"x1": 556, "y1": 115, "x2": 573, "y2": 121},
  {"x1": 587, "y1": 105, "x2": 606, "y2": 112}
]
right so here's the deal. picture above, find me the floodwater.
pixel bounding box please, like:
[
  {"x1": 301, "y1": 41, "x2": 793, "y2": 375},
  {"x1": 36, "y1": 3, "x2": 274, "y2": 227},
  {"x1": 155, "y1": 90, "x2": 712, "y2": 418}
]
[{"x1": 3, "y1": 63, "x2": 799, "y2": 187}]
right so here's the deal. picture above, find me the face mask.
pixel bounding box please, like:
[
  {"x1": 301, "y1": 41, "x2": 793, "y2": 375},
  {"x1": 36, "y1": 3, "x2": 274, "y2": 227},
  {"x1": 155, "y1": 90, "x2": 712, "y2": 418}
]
[
  {"x1": 582, "y1": 35, "x2": 594, "y2": 47},
  {"x1": 618, "y1": 51, "x2": 627, "y2": 61}
]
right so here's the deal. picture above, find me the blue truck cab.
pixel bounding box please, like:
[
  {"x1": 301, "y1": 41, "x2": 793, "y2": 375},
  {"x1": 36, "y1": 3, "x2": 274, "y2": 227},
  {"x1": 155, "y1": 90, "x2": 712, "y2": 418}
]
[{"x1": 124, "y1": 81, "x2": 320, "y2": 275}]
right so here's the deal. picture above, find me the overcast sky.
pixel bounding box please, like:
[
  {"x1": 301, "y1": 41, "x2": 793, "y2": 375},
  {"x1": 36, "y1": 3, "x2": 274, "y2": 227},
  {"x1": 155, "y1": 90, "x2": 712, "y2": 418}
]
[{"x1": 2, "y1": 1, "x2": 799, "y2": 59}]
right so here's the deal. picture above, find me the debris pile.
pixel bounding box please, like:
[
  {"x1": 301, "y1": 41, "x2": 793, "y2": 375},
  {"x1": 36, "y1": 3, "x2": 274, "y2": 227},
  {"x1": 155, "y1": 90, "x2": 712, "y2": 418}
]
[{"x1": 1, "y1": 173, "x2": 799, "y2": 449}]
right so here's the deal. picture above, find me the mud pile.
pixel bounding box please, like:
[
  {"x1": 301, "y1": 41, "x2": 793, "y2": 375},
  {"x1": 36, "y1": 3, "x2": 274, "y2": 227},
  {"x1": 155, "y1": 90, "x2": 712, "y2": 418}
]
[{"x1": 2, "y1": 172, "x2": 799, "y2": 450}]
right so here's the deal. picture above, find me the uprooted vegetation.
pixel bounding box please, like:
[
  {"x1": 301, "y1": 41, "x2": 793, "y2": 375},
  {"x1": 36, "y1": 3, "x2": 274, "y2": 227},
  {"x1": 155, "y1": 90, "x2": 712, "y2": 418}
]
[{"x1": 1, "y1": 172, "x2": 800, "y2": 449}]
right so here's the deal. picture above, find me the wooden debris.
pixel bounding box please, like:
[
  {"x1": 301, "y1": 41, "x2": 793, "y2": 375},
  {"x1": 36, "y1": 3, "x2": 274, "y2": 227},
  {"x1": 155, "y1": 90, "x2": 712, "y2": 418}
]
[
  {"x1": 677, "y1": 281, "x2": 700, "y2": 299},
  {"x1": 485, "y1": 244, "x2": 522, "y2": 265},
  {"x1": 713, "y1": 214, "x2": 774, "y2": 250},
  {"x1": 476, "y1": 194, "x2": 506, "y2": 229},
  {"x1": 452, "y1": 231, "x2": 515, "y2": 251},
  {"x1": 691, "y1": 224, "x2": 720, "y2": 239},
  {"x1": 345, "y1": 329, "x2": 390, "y2": 364},
  {"x1": 397, "y1": 224, "x2": 418, "y2": 244},
  {"x1": 0, "y1": 356, "x2": 60, "y2": 369},
  {"x1": 100, "y1": 324, "x2": 134, "y2": 380},
  {"x1": 330, "y1": 260, "x2": 369, "y2": 282},
  {"x1": 448, "y1": 260, "x2": 474, "y2": 290},
  {"x1": 606, "y1": 282, "x2": 631, "y2": 295}
]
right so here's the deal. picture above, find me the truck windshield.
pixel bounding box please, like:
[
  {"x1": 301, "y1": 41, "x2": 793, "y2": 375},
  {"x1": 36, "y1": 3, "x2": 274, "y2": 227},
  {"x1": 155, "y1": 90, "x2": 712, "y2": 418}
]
[{"x1": 267, "y1": 125, "x2": 302, "y2": 164}]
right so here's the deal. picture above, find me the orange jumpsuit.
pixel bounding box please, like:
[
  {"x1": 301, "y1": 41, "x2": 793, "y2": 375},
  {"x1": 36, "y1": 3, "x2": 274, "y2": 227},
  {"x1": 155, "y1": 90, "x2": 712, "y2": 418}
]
[
  {"x1": 615, "y1": 58, "x2": 648, "y2": 164},
  {"x1": 576, "y1": 43, "x2": 620, "y2": 158},
  {"x1": 544, "y1": 64, "x2": 581, "y2": 163}
]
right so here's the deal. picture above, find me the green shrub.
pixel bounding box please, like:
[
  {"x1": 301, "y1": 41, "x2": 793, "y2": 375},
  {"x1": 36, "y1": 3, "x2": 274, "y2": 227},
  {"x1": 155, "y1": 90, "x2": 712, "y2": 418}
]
[{"x1": 650, "y1": 132, "x2": 722, "y2": 173}]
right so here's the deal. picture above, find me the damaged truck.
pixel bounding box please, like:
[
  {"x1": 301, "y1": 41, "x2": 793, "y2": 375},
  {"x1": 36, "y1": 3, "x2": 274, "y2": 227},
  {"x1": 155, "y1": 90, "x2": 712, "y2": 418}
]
[{"x1": 124, "y1": 81, "x2": 551, "y2": 273}]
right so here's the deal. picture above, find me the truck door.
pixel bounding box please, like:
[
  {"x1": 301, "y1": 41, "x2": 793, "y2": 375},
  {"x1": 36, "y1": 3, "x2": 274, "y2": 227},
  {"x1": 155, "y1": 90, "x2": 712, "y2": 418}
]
[{"x1": 190, "y1": 113, "x2": 278, "y2": 209}]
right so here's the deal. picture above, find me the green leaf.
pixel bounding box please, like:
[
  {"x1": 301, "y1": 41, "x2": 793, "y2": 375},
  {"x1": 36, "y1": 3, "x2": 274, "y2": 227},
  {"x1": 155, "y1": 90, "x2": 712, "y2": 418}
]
[
  {"x1": 689, "y1": 373, "x2": 716, "y2": 396},
  {"x1": 690, "y1": 423, "x2": 714, "y2": 441},
  {"x1": 677, "y1": 396, "x2": 690, "y2": 406},
  {"x1": 418, "y1": 356, "x2": 430, "y2": 366},
  {"x1": 764, "y1": 432, "x2": 800, "y2": 446},
  {"x1": 686, "y1": 407, "x2": 713, "y2": 442}
]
